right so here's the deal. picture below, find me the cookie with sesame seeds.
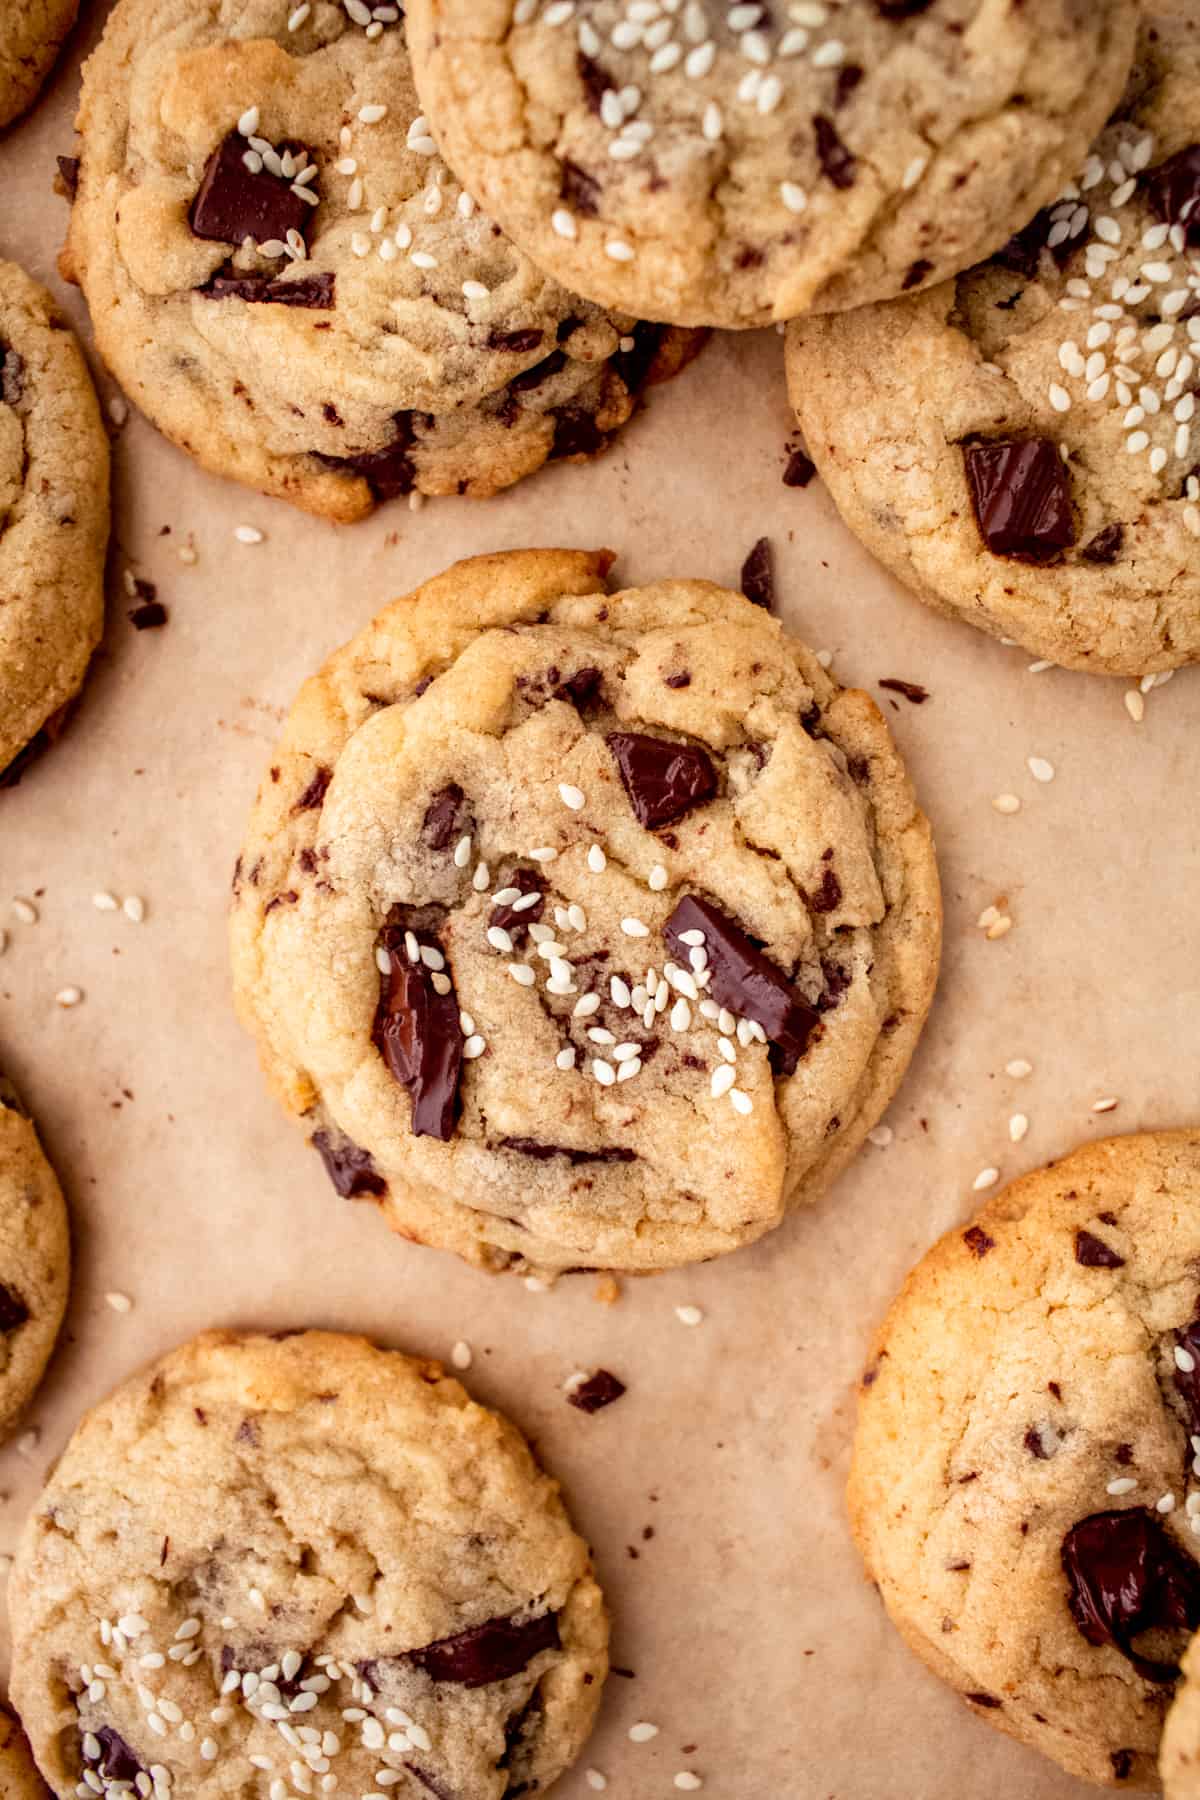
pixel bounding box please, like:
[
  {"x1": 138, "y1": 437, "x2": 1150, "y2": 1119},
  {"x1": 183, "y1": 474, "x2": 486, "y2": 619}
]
[
  {"x1": 403, "y1": 0, "x2": 1134, "y2": 331},
  {"x1": 229, "y1": 546, "x2": 941, "y2": 1278},
  {"x1": 0, "y1": 259, "x2": 109, "y2": 782},
  {"x1": 787, "y1": 3, "x2": 1200, "y2": 676},
  {"x1": 850, "y1": 1129, "x2": 1200, "y2": 1790},
  {"x1": 0, "y1": 1076, "x2": 70, "y2": 1444},
  {"x1": 0, "y1": 0, "x2": 78, "y2": 132},
  {"x1": 8, "y1": 1329, "x2": 609, "y2": 1800},
  {"x1": 63, "y1": 1, "x2": 703, "y2": 522}
]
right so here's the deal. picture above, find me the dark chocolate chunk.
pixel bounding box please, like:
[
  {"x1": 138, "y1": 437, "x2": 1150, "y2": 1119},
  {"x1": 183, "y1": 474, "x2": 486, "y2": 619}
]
[
  {"x1": 663, "y1": 894, "x2": 819, "y2": 1075},
  {"x1": 501, "y1": 1138, "x2": 636, "y2": 1167},
  {"x1": 128, "y1": 597, "x2": 168, "y2": 629},
  {"x1": 1062, "y1": 1509, "x2": 1200, "y2": 1681},
  {"x1": 556, "y1": 666, "x2": 603, "y2": 709},
  {"x1": 510, "y1": 351, "x2": 567, "y2": 394},
  {"x1": 373, "y1": 939, "x2": 463, "y2": 1141},
  {"x1": 421, "y1": 784, "x2": 467, "y2": 851},
  {"x1": 312, "y1": 1129, "x2": 387, "y2": 1198},
  {"x1": 1081, "y1": 523, "x2": 1125, "y2": 565},
  {"x1": 294, "y1": 765, "x2": 332, "y2": 812},
  {"x1": 408, "y1": 1610, "x2": 560, "y2": 1687},
  {"x1": 740, "y1": 536, "x2": 774, "y2": 610},
  {"x1": 0, "y1": 1282, "x2": 28, "y2": 1333},
  {"x1": 1146, "y1": 145, "x2": 1200, "y2": 246},
  {"x1": 962, "y1": 1225, "x2": 995, "y2": 1257},
  {"x1": 190, "y1": 133, "x2": 314, "y2": 248},
  {"x1": 664, "y1": 671, "x2": 691, "y2": 689},
  {"x1": 1111, "y1": 1749, "x2": 1135, "y2": 1781},
  {"x1": 1074, "y1": 1229, "x2": 1125, "y2": 1269},
  {"x1": 562, "y1": 158, "x2": 603, "y2": 215},
  {"x1": 875, "y1": 0, "x2": 935, "y2": 14},
  {"x1": 1173, "y1": 1316, "x2": 1200, "y2": 1431},
  {"x1": 783, "y1": 447, "x2": 816, "y2": 488},
  {"x1": 965, "y1": 1692, "x2": 1002, "y2": 1708},
  {"x1": 606, "y1": 733, "x2": 718, "y2": 830},
  {"x1": 58, "y1": 155, "x2": 80, "y2": 199},
  {"x1": 878, "y1": 678, "x2": 929, "y2": 704},
  {"x1": 329, "y1": 414, "x2": 418, "y2": 500},
  {"x1": 488, "y1": 328, "x2": 544, "y2": 354},
  {"x1": 807, "y1": 867, "x2": 842, "y2": 914},
  {"x1": 490, "y1": 869, "x2": 546, "y2": 946},
  {"x1": 568, "y1": 1370, "x2": 626, "y2": 1413},
  {"x1": 964, "y1": 439, "x2": 1076, "y2": 559},
  {"x1": 815, "y1": 115, "x2": 857, "y2": 189},
  {"x1": 550, "y1": 406, "x2": 606, "y2": 460},
  {"x1": 201, "y1": 271, "x2": 335, "y2": 309},
  {"x1": 835, "y1": 64, "x2": 864, "y2": 108},
  {"x1": 90, "y1": 1727, "x2": 145, "y2": 1783},
  {"x1": 902, "y1": 258, "x2": 933, "y2": 291},
  {"x1": 577, "y1": 54, "x2": 613, "y2": 114},
  {"x1": 1024, "y1": 1425, "x2": 1053, "y2": 1460}
]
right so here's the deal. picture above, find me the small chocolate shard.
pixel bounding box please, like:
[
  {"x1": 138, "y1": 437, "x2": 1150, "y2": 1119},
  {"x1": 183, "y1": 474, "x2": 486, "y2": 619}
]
[
  {"x1": 1111, "y1": 1749, "x2": 1135, "y2": 1781},
  {"x1": 488, "y1": 328, "x2": 544, "y2": 354},
  {"x1": 1062, "y1": 1509, "x2": 1200, "y2": 1682},
  {"x1": 1081, "y1": 523, "x2": 1124, "y2": 565},
  {"x1": 128, "y1": 595, "x2": 168, "y2": 629},
  {"x1": 312, "y1": 1130, "x2": 387, "y2": 1198},
  {"x1": 902, "y1": 258, "x2": 933, "y2": 290},
  {"x1": 875, "y1": 0, "x2": 936, "y2": 13},
  {"x1": 814, "y1": 115, "x2": 857, "y2": 189},
  {"x1": 408, "y1": 1610, "x2": 560, "y2": 1687},
  {"x1": 201, "y1": 271, "x2": 335, "y2": 309},
  {"x1": 406, "y1": 1768, "x2": 456, "y2": 1800},
  {"x1": 0, "y1": 1282, "x2": 28, "y2": 1333},
  {"x1": 294, "y1": 766, "x2": 332, "y2": 813},
  {"x1": 1074, "y1": 1229, "x2": 1125, "y2": 1269},
  {"x1": 57, "y1": 155, "x2": 80, "y2": 199},
  {"x1": 510, "y1": 351, "x2": 566, "y2": 394},
  {"x1": 490, "y1": 869, "x2": 546, "y2": 946},
  {"x1": 964, "y1": 1692, "x2": 1002, "y2": 1708},
  {"x1": 664, "y1": 894, "x2": 819, "y2": 1075},
  {"x1": 878, "y1": 679, "x2": 929, "y2": 705},
  {"x1": 561, "y1": 160, "x2": 603, "y2": 216},
  {"x1": 373, "y1": 937, "x2": 463, "y2": 1141},
  {"x1": 807, "y1": 867, "x2": 842, "y2": 914},
  {"x1": 783, "y1": 447, "x2": 816, "y2": 488},
  {"x1": 1146, "y1": 144, "x2": 1200, "y2": 245},
  {"x1": 606, "y1": 732, "x2": 718, "y2": 830},
  {"x1": 190, "y1": 133, "x2": 314, "y2": 248},
  {"x1": 421, "y1": 784, "x2": 468, "y2": 852},
  {"x1": 740, "y1": 536, "x2": 774, "y2": 610},
  {"x1": 964, "y1": 439, "x2": 1075, "y2": 559},
  {"x1": 89, "y1": 1728, "x2": 145, "y2": 1783},
  {"x1": 962, "y1": 1225, "x2": 995, "y2": 1258},
  {"x1": 568, "y1": 1370, "x2": 626, "y2": 1413},
  {"x1": 501, "y1": 1138, "x2": 636, "y2": 1167}
]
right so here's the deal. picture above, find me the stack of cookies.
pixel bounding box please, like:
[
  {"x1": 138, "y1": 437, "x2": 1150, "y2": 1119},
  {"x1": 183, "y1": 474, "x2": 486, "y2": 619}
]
[{"x1": 3, "y1": 1, "x2": 1200, "y2": 1796}]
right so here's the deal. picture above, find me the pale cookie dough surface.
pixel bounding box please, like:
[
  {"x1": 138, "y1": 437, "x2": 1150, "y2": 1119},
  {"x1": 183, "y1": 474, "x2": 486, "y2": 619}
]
[
  {"x1": 0, "y1": 259, "x2": 109, "y2": 779},
  {"x1": 787, "y1": 3, "x2": 1200, "y2": 676},
  {"x1": 1165, "y1": 1635, "x2": 1200, "y2": 1799},
  {"x1": 850, "y1": 1131, "x2": 1200, "y2": 1790},
  {"x1": 0, "y1": 1076, "x2": 70, "y2": 1444},
  {"x1": 230, "y1": 547, "x2": 941, "y2": 1278},
  {"x1": 0, "y1": 0, "x2": 78, "y2": 131},
  {"x1": 405, "y1": 0, "x2": 1134, "y2": 331},
  {"x1": 9, "y1": 1329, "x2": 608, "y2": 1800},
  {"x1": 0, "y1": 1705, "x2": 51, "y2": 1799},
  {"x1": 66, "y1": 1, "x2": 703, "y2": 522}
]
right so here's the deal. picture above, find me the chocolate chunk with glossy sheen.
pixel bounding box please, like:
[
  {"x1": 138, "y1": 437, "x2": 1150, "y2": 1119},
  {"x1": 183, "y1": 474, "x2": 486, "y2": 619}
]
[
  {"x1": 90, "y1": 1727, "x2": 145, "y2": 1782},
  {"x1": 0, "y1": 1282, "x2": 28, "y2": 1333},
  {"x1": 1173, "y1": 1317, "x2": 1200, "y2": 1430},
  {"x1": 664, "y1": 895, "x2": 819, "y2": 1075},
  {"x1": 190, "y1": 133, "x2": 313, "y2": 247},
  {"x1": 408, "y1": 1611, "x2": 560, "y2": 1687},
  {"x1": 606, "y1": 733, "x2": 718, "y2": 831},
  {"x1": 1074, "y1": 1229, "x2": 1125, "y2": 1269},
  {"x1": 312, "y1": 1129, "x2": 387, "y2": 1198},
  {"x1": 422, "y1": 784, "x2": 467, "y2": 851},
  {"x1": 502, "y1": 1138, "x2": 636, "y2": 1166},
  {"x1": 568, "y1": 1370, "x2": 626, "y2": 1413},
  {"x1": 815, "y1": 116, "x2": 857, "y2": 189},
  {"x1": 1146, "y1": 145, "x2": 1200, "y2": 245},
  {"x1": 740, "y1": 536, "x2": 774, "y2": 610},
  {"x1": 1062, "y1": 1509, "x2": 1200, "y2": 1681},
  {"x1": 1082, "y1": 523, "x2": 1124, "y2": 565},
  {"x1": 373, "y1": 939, "x2": 462, "y2": 1141},
  {"x1": 490, "y1": 869, "x2": 546, "y2": 945},
  {"x1": 201, "y1": 271, "x2": 335, "y2": 309},
  {"x1": 964, "y1": 439, "x2": 1076, "y2": 559}
]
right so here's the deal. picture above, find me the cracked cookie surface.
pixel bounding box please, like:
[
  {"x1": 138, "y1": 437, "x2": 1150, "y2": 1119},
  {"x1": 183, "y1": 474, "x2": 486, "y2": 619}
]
[
  {"x1": 0, "y1": 1076, "x2": 70, "y2": 1444},
  {"x1": 65, "y1": 1, "x2": 703, "y2": 522},
  {"x1": 850, "y1": 1130, "x2": 1200, "y2": 1789},
  {"x1": 787, "y1": 3, "x2": 1200, "y2": 676},
  {"x1": 0, "y1": 259, "x2": 108, "y2": 779},
  {"x1": 0, "y1": 1704, "x2": 50, "y2": 1799},
  {"x1": 0, "y1": 0, "x2": 78, "y2": 131},
  {"x1": 9, "y1": 1329, "x2": 608, "y2": 1800},
  {"x1": 230, "y1": 547, "x2": 940, "y2": 1277},
  {"x1": 405, "y1": 0, "x2": 1134, "y2": 330}
]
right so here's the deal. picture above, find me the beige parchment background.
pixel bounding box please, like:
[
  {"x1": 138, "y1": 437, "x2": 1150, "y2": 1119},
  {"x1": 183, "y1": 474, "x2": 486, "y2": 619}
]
[{"x1": 2, "y1": 8, "x2": 1199, "y2": 1797}]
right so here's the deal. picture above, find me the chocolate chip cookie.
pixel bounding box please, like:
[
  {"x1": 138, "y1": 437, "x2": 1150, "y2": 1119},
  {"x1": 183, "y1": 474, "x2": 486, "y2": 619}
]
[
  {"x1": 0, "y1": 259, "x2": 109, "y2": 782},
  {"x1": 0, "y1": 1, "x2": 78, "y2": 131},
  {"x1": 0, "y1": 1077, "x2": 69, "y2": 1443},
  {"x1": 64, "y1": 2, "x2": 703, "y2": 522},
  {"x1": 851, "y1": 1130, "x2": 1200, "y2": 1789},
  {"x1": 0, "y1": 1705, "x2": 50, "y2": 1799},
  {"x1": 404, "y1": 0, "x2": 1134, "y2": 331},
  {"x1": 9, "y1": 1329, "x2": 608, "y2": 1800},
  {"x1": 230, "y1": 547, "x2": 941, "y2": 1278},
  {"x1": 787, "y1": 2, "x2": 1200, "y2": 676}
]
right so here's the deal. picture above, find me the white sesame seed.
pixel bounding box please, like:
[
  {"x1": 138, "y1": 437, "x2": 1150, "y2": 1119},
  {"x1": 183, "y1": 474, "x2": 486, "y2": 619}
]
[
  {"x1": 105, "y1": 1291, "x2": 133, "y2": 1313},
  {"x1": 1106, "y1": 1477, "x2": 1138, "y2": 1496},
  {"x1": 866, "y1": 1126, "x2": 892, "y2": 1148},
  {"x1": 93, "y1": 891, "x2": 119, "y2": 911},
  {"x1": 1092, "y1": 1096, "x2": 1119, "y2": 1113},
  {"x1": 780, "y1": 181, "x2": 807, "y2": 214},
  {"x1": 592, "y1": 1059, "x2": 616, "y2": 1087},
  {"x1": 56, "y1": 987, "x2": 83, "y2": 1009},
  {"x1": 238, "y1": 107, "x2": 261, "y2": 136},
  {"x1": 992, "y1": 794, "x2": 1021, "y2": 815},
  {"x1": 462, "y1": 1035, "x2": 486, "y2": 1060},
  {"x1": 1157, "y1": 1493, "x2": 1176, "y2": 1514},
  {"x1": 587, "y1": 844, "x2": 607, "y2": 873},
  {"x1": 487, "y1": 926, "x2": 514, "y2": 954},
  {"x1": 675, "y1": 1778, "x2": 703, "y2": 1793},
  {"x1": 358, "y1": 103, "x2": 388, "y2": 124},
  {"x1": 1125, "y1": 689, "x2": 1145, "y2": 723},
  {"x1": 555, "y1": 1048, "x2": 576, "y2": 1071},
  {"x1": 453, "y1": 835, "x2": 472, "y2": 869},
  {"x1": 11, "y1": 898, "x2": 37, "y2": 925},
  {"x1": 605, "y1": 239, "x2": 636, "y2": 262},
  {"x1": 122, "y1": 895, "x2": 146, "y2": 922},
  {"x1": 234, "y1": 525, "x2": 264, "y2": 545},
  {"x1": 730, "y1": 1089, "x2": 753, "y2": 1116},
  {"x1": 585, "y1": 1773, "x2": 608, "y2": 1793},
  {"x1": 552, "y1": 209, "x2": 578, "y2": 239},
  {"x1": 973, "y1": 1167, "x2": 1000, "y2": 1192},
  {"x1": 648, "y1": 864, "x2": 669, "y2": 891},
  {"x1": 1175, "y1": 1346, "x2": 1195, "y2": 1373},
  {"x1": 508, "y1": 964, "x2": 536, "y2": 987},
  {"x1": 529, "y1": 846, "x2": 558, "y2": 863},
  {"x1": 1009, "y1": 1114, "x2": 1028, "y2": 1144},
  {"x1": 711, "y1": 1064, "x2": 736, "y2": 1099},
  {"x1": 559, "y1": 783, "x2": 586, "y2": 810},
  {"x1": 611, "y1": 977, "x2": 632, "y2": 1008},
  {"x1": 451, "y1": 1342, "x2": 472, "y2": 1370},
  {"x1": 1027, "y1": 756, "x2": 1055, "y2": 783},
  {"x1": 621, "y1": 917, "x2": 650, "y2": 937}
]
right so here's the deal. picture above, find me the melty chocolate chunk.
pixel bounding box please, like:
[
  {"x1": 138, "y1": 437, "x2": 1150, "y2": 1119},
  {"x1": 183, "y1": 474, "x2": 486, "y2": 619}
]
[
  {"x1": 1062, "y1": 1509, "x2": 1200, "y2": 1682},
  {"x1": 663, "y1": 895, "x2": 819, "y2": 1075},
  {"x1": 606, "y1": 732, "x2": 717, "y2": 830},
  {"x1": 373, "y1": 934, "x2": 463, "y2": 1141},
  {"x1": 964, "y1": 440, "x2": 1076, "y2": 558}
]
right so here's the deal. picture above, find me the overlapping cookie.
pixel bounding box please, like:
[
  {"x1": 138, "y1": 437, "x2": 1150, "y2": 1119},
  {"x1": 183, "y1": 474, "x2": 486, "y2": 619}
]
[
  {"x1": 1, "y1": 1, "x2": 78, "y2": 132},
  {"x1": 0, "y1": 1075, "x2": 70, "y2": 1441},
  {"x1": 63, "y1": 1, "x2": 703, "y2": 521}
]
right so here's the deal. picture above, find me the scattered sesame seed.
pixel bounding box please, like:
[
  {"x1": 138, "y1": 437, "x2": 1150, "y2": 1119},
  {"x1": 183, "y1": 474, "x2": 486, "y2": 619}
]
[
  {"x1": 12, "y1": 898, "x2": 37, "y2": 925},
  {"x1": 675, "y1": 1778, "x2": 703, "y2": 1793},
  {"x1": 234, "y1": 525, "x2": 265, "y2": 545},
  {"x1": 56, "y1": 987, "x2": 83, "y2": 1009},
  {"x1": 621, "y1": 917, "x2": 650, "y2": 938},
  {"x1": 1092, "y1": 1096, "x2": 1119, "y2": 1113},
  {"x1": 587, "y1": 844, "x2": 608, "y2": 873},
  {"x1": 585, "y1": 1771, "x2": 608, "y2": 1791},
  {"x1": 1175, "y1": 1346, "x2": 1195, "y2": 1373},
  {"x1": 1009, "y1": 1114, "x2": 1028, "y2": 1143},
  {"x1": 558, "y1": 783, "x2": 586, "y2": 810},
  {"x1": 1006, "y1": 1059, "x2": 1033, "y2": 1078},
  {"x1": 1027, "y1": 756, "x2": 1055, "y2": 782},
  {"x1": 973, "y1": 1167, "x2": 1000, "y2": 1192},
  {"x1": 629, "y1": 1722, "x2": 660, "y2": 1743},
  {"x1": 675, "y1": 1306, "x2": 703, "y2": 1327},
  {"x1": 123, "y1": 895, "x2": 146, "y2": 923},
  {"x1": 450, "y1": 1341, "x2": 472, "y2": 1370},
  {"x1": 93, "y1": 891, "x2": 119, "y2": 911},
  {"x1": 1158, "y1": 1493, "x2": 1177, "y2": 1514},
  {"x1": 992, "y1": 794, "x2": 1021, "y2": 815},
  {"x1": 15, "y1": 1428, "x2": 39, "y2": 1457},
  {"x1": 866, "y1": 1126, "x2": 892, "y2": 1148},
  {"x1": 1106, "y1": 1476, "x2": 1138, "y2": 1496},
  {"x1": 105, "y1": 1292, "x2": 133, "y2": 1314},
  {"x1": 1124, "y1": 689, "x2": 1145, "y2": 723}
]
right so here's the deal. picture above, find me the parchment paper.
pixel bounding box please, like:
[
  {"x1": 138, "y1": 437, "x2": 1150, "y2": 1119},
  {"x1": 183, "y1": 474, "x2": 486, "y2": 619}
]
[{"x1": 3, "y1": 11, "x2": 1198, "y2": 1796}]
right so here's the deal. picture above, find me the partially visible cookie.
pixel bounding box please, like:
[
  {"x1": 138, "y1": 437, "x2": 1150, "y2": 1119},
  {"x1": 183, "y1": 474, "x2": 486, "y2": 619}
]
[
  {"x1": 0, "y1": 1078, "x2": 69, "y2": 1443},
  {"x1": 405, "y1": 0, "x2": 1135, "y2": 330},
  {"x1": 1164, "y1": 1634, "x2": 1200, "y2": 1798},
  {"x1": 9, "y1": 1329, "x2": 608, "y2": 1800},
  {"x1": 787, "y1": 3, "x2": 1200, "y2": 676},
  {"x1": 64, "y1": 2, "x2": 703, "y2": 521},
  {"x1": 0, "y1": 1, "x2": 78, "y2": 132},
  {"x1": 851, "y1": 1131, "x2": 1200, "y2": 1789},
  {"x1": 0, "y1": 259, "x2": 109, "y2": 781},
  {"x1": 0, "y1": 1706, "x2": 50, "y2": 1799},
  {"x1": 230, "y1": 547, "x2": 940, "y2": 1278}
]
